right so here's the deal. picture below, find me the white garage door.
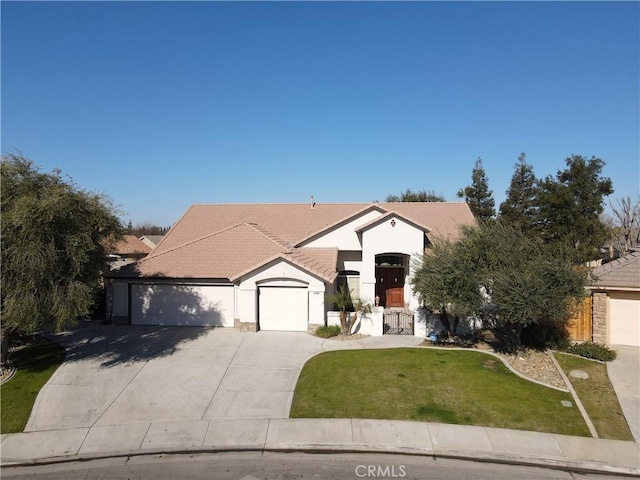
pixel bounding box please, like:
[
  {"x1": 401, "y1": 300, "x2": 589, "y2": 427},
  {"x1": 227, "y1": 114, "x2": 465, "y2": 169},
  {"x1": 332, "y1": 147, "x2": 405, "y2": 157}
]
[
  {"x1": 131, "y1": 284, "x2": 234, "y2": 327},
  {"x1": 609, "y1": 292, "x2": 640, "y2": 347},
  {"x1": 259, "y1": 287, "x2": 308, "y2": 331}
]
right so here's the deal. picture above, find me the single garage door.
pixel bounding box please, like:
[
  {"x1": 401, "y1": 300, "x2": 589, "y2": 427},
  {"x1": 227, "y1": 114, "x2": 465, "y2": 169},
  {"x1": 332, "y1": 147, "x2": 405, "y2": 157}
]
[
  {"x1": 259, "y1": 287, "x2": 308, "y2": 331},
  {"x1": 131, "y1": 284, "x2": 234, "y2": 327},
  {"x1": 609, "y1": 292, "x2": 640, "y2": 347}
]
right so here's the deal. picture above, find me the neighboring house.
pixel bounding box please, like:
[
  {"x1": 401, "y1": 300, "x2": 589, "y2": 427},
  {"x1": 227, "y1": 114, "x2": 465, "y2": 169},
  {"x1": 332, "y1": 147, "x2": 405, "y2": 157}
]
[
  {"x1": 140, "y1": 234, "x2": 164, "y2": 249},
  {"x1": 107, "y1": 235, "x2": 153, "y2": 270},
  {"x1": 106, "y1": 202, "x2": 475, "y2": 331},
  {"x1": 589, "y1": 250, "x2": 640, "y2": 347}
]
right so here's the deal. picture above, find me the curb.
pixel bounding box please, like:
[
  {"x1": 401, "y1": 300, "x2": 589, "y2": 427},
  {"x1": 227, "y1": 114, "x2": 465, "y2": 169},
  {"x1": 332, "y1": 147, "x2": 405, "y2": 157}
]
[{"x1": 2, "y1": 445, "x2": 639, "y2": 477}]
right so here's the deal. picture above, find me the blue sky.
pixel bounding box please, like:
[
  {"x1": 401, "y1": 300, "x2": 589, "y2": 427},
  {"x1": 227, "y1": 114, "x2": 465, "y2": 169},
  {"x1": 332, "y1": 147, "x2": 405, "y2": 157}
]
[{"x1": 2, "y1": 1, "x2": 638, "y2": 227}]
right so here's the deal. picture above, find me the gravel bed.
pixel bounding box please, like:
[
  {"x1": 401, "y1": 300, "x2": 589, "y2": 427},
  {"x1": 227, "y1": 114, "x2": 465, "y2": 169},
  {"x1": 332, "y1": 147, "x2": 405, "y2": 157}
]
[{"x1": 498, "y1": 350, "x2": 568, "y2": 389}]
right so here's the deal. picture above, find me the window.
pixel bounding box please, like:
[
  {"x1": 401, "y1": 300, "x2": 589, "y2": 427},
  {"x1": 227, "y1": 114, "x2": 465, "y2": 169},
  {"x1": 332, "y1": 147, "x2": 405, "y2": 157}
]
[
  {"x1": 336, "y1": 270, "x2": 360, "y2": 299},
  {"x1": 375, "y1": 255, "x2": 406, "y2": 267}
]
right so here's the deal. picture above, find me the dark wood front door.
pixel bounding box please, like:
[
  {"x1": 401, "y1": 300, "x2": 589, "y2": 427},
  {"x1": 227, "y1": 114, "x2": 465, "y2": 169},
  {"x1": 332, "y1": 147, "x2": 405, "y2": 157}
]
[{"x1": 375, "y1": 267, "x2": 405, "y2": 308}]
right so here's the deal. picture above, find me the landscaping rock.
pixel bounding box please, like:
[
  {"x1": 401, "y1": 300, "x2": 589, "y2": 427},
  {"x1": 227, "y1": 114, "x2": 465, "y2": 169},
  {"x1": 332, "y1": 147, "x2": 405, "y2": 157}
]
[{"x1": 498, "y1": 350, "x2": 566, "y2": 389}]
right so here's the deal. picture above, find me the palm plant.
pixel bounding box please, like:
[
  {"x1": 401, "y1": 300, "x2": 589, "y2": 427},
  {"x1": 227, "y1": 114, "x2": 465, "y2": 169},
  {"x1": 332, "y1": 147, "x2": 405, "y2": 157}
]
[{"x1": 326, "y1": 286, "x2": 371, "y2": 335}]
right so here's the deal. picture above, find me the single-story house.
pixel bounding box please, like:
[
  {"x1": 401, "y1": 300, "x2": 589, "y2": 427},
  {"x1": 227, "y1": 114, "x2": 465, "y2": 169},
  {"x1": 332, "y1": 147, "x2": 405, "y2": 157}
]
[
  {"x1": 107, "y1": 235, "x2": 153, "y2": 270},
  {"x1": 140, "y1": 234, "x2": 165, "y2": 249},
  {"x1": 589, "y1": 250, "x2": 640, "y2": 347},
  {"x1": 106, "y1": 202, "x2": 475, "y2": 332}
]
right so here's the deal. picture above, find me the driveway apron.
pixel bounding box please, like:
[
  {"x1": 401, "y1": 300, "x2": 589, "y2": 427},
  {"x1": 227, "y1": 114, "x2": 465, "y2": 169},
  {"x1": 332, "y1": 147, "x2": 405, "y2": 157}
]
[{"x1": 25, "y1": 324, "x2": 424, "y2": 432}]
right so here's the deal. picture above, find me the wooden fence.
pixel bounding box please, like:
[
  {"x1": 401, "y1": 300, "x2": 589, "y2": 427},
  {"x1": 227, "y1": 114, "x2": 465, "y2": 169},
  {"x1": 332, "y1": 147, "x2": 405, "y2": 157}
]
[{"x1": 566, "y1": 296, "x2": 592, "y2": 342}]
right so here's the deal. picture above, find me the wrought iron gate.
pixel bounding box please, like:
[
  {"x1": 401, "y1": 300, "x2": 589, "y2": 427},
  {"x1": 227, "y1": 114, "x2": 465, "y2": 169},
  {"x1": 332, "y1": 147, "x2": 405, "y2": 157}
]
[{"x1": 383, "y1": 310, "x2": 414, "y2": 335}]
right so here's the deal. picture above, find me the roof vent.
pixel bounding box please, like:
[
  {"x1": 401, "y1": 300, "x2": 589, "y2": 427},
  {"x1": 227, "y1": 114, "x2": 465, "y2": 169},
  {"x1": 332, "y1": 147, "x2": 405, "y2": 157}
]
[{"x1": 310, "y1": 195, "x2": 316, "y2": 209}]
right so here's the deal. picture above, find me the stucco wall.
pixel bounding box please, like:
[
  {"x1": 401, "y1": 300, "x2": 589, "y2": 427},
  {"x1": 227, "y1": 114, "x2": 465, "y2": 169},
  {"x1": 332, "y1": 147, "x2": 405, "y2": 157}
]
[
  {"x1": 301, "y1": 209, "x2": 381, "y2": 249},
  {"x1": 237, "y1": 259, "x2": 326, "y2": 325},
  {"x1": 361, "y1": 216, "x2": 424, "y2": 309}
]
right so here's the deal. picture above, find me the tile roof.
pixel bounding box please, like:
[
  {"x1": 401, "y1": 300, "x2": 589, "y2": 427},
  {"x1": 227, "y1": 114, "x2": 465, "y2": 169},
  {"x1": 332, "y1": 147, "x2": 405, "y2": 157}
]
[
  {"x1": 110, "y1": 202, "x2": 474, "y2": 282},
  {"x1": 112, "y1": 235, "x2": 153, "y2": 255},
  {"x1": 140, "y1": 234, "x2": 164, "y2": 246},
  {"x1": 590, "y1": 251, "x2": 640, "y2": 290}
]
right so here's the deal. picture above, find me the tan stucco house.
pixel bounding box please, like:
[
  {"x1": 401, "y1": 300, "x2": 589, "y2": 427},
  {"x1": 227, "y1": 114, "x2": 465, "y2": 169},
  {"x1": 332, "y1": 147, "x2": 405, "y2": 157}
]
[{"x1": 106, "y1": 202, "x2": 475, "y2": 333}]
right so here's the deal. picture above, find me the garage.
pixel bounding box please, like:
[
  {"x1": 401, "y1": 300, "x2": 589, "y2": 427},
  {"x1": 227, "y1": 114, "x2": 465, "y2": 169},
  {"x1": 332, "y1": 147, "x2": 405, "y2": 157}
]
[
  {"x1": 609, "y1": 292, "x2": 640, "y2": 347},
  {"x1": 258, "y1": 286, "x2": 308, "y2": 331},
  {"x1": 131, "y1": 283, "x2": 234, "y2": 327}
]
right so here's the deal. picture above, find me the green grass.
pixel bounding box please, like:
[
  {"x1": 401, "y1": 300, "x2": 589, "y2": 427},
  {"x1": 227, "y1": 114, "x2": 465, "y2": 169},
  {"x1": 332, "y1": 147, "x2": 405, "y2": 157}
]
[
  {"x1": 1, "y1": 338, "x2": 66, "y2": 433},
  {"x1": 291, "y1": 348, "x2": 590, "y2": 436},
  {"x1": 554, "y1": 352, "x2": 633, "y2": 441}
]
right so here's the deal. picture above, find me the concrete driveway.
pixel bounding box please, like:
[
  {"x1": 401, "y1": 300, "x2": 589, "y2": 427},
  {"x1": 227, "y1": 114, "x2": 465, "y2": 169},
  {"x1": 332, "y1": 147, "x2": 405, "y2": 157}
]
[
  {"x1": 607, "y1": 345, "x2": 640, "y2": 443},
  {"x1": 25, "y1": 322, "x2": 422, "y2": 432}
]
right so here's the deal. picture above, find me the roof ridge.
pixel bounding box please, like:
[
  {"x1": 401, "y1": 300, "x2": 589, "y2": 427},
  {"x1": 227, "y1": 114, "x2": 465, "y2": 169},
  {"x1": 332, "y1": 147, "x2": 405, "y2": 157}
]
[
  {"x1": 244, "y1": 222, "x2": 291, "y2": 250},
  {"x1": 141, "y1": 222, "x2": 256, "y2": 263},
  {"x1": 148, "y1": 204, "x2": 198, "y2": 254}
]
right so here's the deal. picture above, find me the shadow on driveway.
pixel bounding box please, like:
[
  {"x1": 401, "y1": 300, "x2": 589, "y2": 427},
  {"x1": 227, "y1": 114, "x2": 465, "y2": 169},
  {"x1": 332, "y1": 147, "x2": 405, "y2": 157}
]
[{"x1": 49, "y1": 320, "x2": 212, "y2": 368}]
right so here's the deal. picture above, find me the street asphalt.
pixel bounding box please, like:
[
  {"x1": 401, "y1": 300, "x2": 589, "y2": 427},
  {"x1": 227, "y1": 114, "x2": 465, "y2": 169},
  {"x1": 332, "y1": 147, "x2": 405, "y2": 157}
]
[{"x1": 1, "y1": 322, "x2": 638, "y2": 475}]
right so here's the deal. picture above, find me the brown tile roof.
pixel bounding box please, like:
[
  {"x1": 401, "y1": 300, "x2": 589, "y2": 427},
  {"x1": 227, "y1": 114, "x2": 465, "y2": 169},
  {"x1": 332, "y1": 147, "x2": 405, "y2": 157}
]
[
  {"x1": 112, "y1": 235, "x2": 152, "y2": 255},
  {"x1": 590, "y1": 251, "x2": 640, "y2": 290},
  {"x1": 111, "y1": 202, "x2": 474, "y2": 281}
]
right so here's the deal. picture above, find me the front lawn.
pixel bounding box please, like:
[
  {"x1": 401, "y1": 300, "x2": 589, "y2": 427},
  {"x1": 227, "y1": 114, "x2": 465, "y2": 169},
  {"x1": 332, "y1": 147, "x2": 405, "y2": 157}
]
[
  {"x1": 291, "y1": 348, "x2": 590, "y2": 436},
  {"x1": 554, "y1": 352, "x2": 633, "y2": 441},
  {"x1": 1, "y1": 338, "x2": 66, "y2": 433}
]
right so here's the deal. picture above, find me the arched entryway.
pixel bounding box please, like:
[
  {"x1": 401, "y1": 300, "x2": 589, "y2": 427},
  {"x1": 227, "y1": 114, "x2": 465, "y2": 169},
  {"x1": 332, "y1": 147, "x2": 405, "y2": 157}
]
[{"x1": 374, "y1": 254, "x2": 409, "y2": 308}]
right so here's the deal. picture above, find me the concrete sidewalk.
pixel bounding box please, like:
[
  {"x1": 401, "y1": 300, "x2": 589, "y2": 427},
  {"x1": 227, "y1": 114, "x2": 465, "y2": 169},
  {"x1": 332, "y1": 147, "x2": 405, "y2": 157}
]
[{"x1": 2, "y1": 418, "x2": 639, "y2": 475}]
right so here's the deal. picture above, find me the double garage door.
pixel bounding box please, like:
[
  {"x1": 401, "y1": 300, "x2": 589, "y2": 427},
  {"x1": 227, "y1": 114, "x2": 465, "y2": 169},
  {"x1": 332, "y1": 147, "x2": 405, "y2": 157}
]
[
  {"x1": 129, "y1": 283, "x2": 309, "y2": 331},
  {"x1": 609, "y1": 292, "x2": 640, "y2": 347},
  {"x1": 258, "y1": 286, "x2": 308, "y2": 331},
  {"x1": 131, "y1": 284, "x2": 234, "y2": 327}
]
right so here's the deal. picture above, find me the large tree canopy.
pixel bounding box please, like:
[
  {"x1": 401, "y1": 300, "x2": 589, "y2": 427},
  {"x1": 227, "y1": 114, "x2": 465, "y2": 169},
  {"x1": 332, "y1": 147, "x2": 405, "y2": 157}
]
[
  {"x1": 499, "y1": 153, "x2": 538, "y2": 232},
  {"x1": 536, "y1": 155, "x2": 613, "y2": 263},
  {"x1": 1, "y1": 155, "x2": 122, "y2": 350},
  {"x1": 411, "y1": 221, "x2": 588, "y2": 352},
  {"x1": 457, "y1": 158, "x2": 495, "y2": 221}
]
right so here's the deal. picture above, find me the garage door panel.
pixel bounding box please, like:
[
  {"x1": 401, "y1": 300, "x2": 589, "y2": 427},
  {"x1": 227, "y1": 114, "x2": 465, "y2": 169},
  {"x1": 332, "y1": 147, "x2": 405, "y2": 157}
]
[
  {"x1": 131, "y1": 284, "x2": 234, "y2": 327},
  {"x1": 259, "y1": 287, "x2": 308, "y2": 331},
  {"x1": 609, "y1": 292, "x2": 640, "y2": 347}
]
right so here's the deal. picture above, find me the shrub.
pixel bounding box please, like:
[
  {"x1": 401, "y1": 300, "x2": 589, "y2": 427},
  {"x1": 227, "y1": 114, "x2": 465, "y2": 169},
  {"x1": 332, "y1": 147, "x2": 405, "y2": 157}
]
[
  {"x1": 566, "y1": 342, "x2": 617, "y2": 362},
  {"x1": 315, "y1": 325, "x2": 341, "y2": 338},
  {"x1": 521, "y1": 321, "x2": 571, "y2": 351}
]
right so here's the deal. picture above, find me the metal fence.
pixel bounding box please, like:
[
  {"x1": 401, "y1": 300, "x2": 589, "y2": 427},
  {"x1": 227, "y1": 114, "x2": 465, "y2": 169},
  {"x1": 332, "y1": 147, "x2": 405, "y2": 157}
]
[{"x1": 383, "y1": 310, "x2": 414, "y2": 335}]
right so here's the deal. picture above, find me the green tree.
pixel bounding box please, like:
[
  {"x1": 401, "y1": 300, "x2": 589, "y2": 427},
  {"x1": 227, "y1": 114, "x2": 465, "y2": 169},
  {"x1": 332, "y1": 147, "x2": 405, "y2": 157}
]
[
  {"x1": 536, "y1": 155, "x2": 614, "y2": 263},
  {"x1": 1, "y1": 154, "x2": 123, "y2": 365},
  {"x1": 499, "y1": 153, "x2": 539, "y2": 232},
  {"x1": 410, "y1": 239, "x2": 483, "y2": 338},
  {"x1": 385, "y1": 188, "x2": 446, "y2": 202},
  {"x1": 457, "y1": 158, "x2": 495, "y2": 220},
  {"x1": 412, "y1": 221, "x2": 587, "y2": 352}
]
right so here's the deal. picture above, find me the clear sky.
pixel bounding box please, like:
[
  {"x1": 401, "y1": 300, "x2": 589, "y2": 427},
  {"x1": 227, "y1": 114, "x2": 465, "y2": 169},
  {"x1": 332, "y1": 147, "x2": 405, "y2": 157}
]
[{"x1": 2, "y1": 1, "x2": 639, "y2": 227}]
